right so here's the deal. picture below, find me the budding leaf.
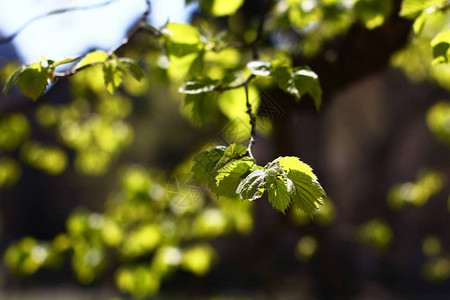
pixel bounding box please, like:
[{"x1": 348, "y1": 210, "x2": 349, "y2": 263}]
[
  {"x1": 74, "y1": 50, "x2": 108, "y2": 70},
  {"x1": 201, "y1": 0, "x2": 244, "y2": 16},
  {"x1": 103, "y1": 61, "x2": 122, "y2": 93}
]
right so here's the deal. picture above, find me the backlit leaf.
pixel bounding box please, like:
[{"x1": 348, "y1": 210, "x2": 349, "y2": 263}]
[
  {"x1": 215, "y1": 158, "x2": 255, "y2": 197},
  {"x1": 431, "y1": 30, "x2": 450, "y2": 64},
  {"x1": 201, "y1": 0, "x2": 244, "y2": 16},
  {"x1": 236, "y1": 169, "x2": 266, "y2": 201},
  {"x1": 103, "y1": 61, "x2": 123, "y2": 93},
  {"x1": 74, "y1": 50, "x2": 108, "y2": 70}
]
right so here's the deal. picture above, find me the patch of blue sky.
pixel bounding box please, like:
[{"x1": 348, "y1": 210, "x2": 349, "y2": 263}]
[{"x1": 0, "y1": 0, "x2": 197, "y2": 64}]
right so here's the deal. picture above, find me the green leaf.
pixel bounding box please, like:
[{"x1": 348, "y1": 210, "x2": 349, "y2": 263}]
[
  {"x1": 278, "y1": 156, "x2": 317, "y2": 180},
  {"x1": 184, "y1": 92, "x2": 218, "y2": 125},
  {"x1": 201, "y1": 0, "x2": 244, "y2": 16},
  {"x1": 179, "y1": 79, "x2": 218, "y2": 94},
  {"x1": 53, "y1": 57, "x2": 81, "y2": 68},
  {"x1": 163, "y1": 23, "x2": 203, "y2": 80},
  {"x1": 354, "y1": 0, "x2": 392, "y2": 29},
  {"x1": 268, "y1": 178, "x2": 292, "y2": 213},
  {"x1": 103, "y1": 61, "x2": 123, "y2": 93},
  {"x1": 192, "y1": 146, "x2": 227, "y2": 185},
  {"x1": 236, "y1": 160, "x2": 283, "y2": 202},
  {"x1": 400, "y1": 0, "x2": 425, "y2": 18},
  {"x1": 247, "y1": 61, "x2": 272, "y2": 76},
  {"x1": 274, "y1": 66, "x2": 322, "y2": 110},
  {"x1": 431, "y1": 30, "x2": 450, "y2": 64},
  {"x1": 215, "y1": 144, "x2": 248, "y2": 170},
  {"x1": 192, "y1": 144, "x2": 250, "y2": 198},
  {"x1": 15, "y1": 67, "x2": 49, "y2": 100},
  {"x1": 74, "y1": 50, "x2": 109, "y2": 70},
  {"x1": 288, "y1": 170, "x2": 325, "y2": 215},
  {"x1": 3, "y1": 65, "x2": 25, "y2": 95},
  {"x1": 118, "y1": 58, "x2": 144, "y2": 81},
  {"x1": 236, "y1": 169, "x2": 266, "y2": 201},
  {"x1": 400, "y1": 0, "x2": 445, "y2": 19},
  {"x1": 215, "y1": 158, "x2": 255, "y2": 197},
  {"x1": 164, "y1": 23, "x2": 201, "y2": 45}
]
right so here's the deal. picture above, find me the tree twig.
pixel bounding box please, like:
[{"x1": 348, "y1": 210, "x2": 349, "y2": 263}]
[
  {"x1": 245, "y1": 81, "x2": 257, "y2": 158},
  {"x1": 53, "y1": 0, "x2": 153, "y2": 79}
]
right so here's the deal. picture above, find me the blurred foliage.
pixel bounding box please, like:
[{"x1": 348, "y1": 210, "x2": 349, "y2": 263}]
[
  {"x1": 295, "y1": 235, "x2": 318, "y2": 262},
  {"x1": 356, "y1": 219, "x2": 394, "y2": 252},
  {"x1": 4, "y1": 165, "x2": 253, "y2": 298},
  {"x1": 387, "y1": 169, "x2": 445, "y2": 209},
  {"x1": 427, "y1": 100, "x2": 450, "y2": 146},
  {"x1": 2, "y1": 0, "x2": 450, "y2": 298}
]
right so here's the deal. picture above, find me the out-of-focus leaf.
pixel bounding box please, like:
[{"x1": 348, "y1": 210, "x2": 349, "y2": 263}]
[
  {"x1": 201, "y1": 0, "x2": 244, "y2": 16},
  {"x1": 74, "y1": 50, "x2": 109, "y2": 70}
]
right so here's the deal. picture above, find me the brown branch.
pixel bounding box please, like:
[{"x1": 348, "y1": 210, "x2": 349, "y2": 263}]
[
  {"x1": 51, "y1": 0, "x2": 154, "y2": 79},
  {"x1": 245, "y1": 81, "x2": 257, "y2": 158}
]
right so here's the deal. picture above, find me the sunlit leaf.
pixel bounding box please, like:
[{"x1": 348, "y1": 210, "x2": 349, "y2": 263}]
[
  {"x1": 164, "y1": 23, "x2": 201, "y2": 45},
  {"x1": 354, "y1": 0, "x2": 392, "y2": 29},
  {"x1": 103, "y1": 61, "x2": 123, "y2": 93},
  {"x1": 74, "y1": 50, "x2": 109, "y2": 70},
  {"x1": 400, "y1": 0, "x2": 445, "y2": 19},
  {"x1": 268, "y1": 177, "x2": 292, "y2": 213},
  {"x1": 215, "y1": 158, "x2": 255, "y2": 197},
  {"x1": 201, "y1": 0, "x2": 245, "y2": 16},
  {"x1": 288, "y1": 170, "x2": 325, "y2": 215},
  {"x1": 192, "y1": 146, "x2": 227, "y2": 185},
  {"x1": 236, "y1": 169, "x2": 266, "y2": 201},
  {"x1": 431, "y1": 30, "x2": 450, "y2": 64}
]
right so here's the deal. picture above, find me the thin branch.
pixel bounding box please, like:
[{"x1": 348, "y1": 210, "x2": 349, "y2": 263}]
[
  {"x1": 218, "y1": 74, "x2": 255, "y2": 92},
  {"x1": 53, "y1": 0, "x2": 153, "y2": 79},
  {"x1": 212, "y1": 2, "x2": 268, "y2": 58},
  {"x1": 0, "y1": 0, "x2": 122, "y2": 44},
  {"x1": 54, "y1": 62, "x2": 102, "y2": 78},
  {"x1": 107, "y1": 0, "x2": 152, "y2": 55},
  {"x1": 245, "y1": 81, "x2": 257, "y2": 158}
]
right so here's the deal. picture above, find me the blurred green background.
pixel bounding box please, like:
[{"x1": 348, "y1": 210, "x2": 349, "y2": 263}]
[{"x1": 1, "y1": 0, "x2": 450, "y2": 299}]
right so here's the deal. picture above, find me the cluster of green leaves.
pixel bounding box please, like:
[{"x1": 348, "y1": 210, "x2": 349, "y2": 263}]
[
  {"x1": 398, "y1": 0, "x2": 450, "y2": 66},
  {"x1": 4, "y1": 164, "x2": 253, "y2": 298},
  {"x1": 3, "y1": 51, "x2": 143, "y2": 100},
  {"x1": 3, "y1": 57, "x2": 77, "y2": 100},
  {"x1": 192, "y1": 144, "x2": 326, "y2": 214},
  {"x1": 267, "y1": 0, "x2": 392, "y2": 56}
]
